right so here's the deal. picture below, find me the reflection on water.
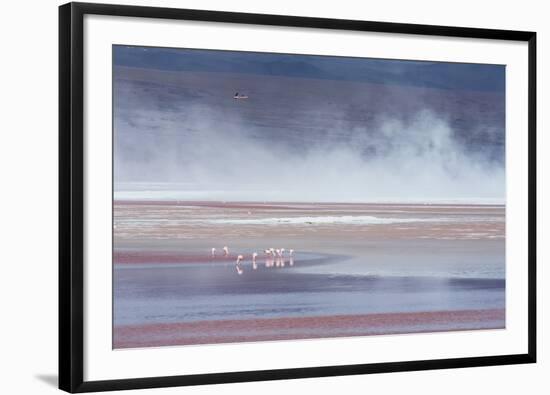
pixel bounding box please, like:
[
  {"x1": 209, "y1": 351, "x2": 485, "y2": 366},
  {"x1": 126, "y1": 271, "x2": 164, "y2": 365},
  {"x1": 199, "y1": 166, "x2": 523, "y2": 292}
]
[{"x1": 114, "y1": 252, "x2": 505, "y2": 326}]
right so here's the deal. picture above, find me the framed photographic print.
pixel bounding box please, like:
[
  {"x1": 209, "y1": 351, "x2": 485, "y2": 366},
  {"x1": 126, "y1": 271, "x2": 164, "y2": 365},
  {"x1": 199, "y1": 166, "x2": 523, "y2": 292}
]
[{"x1": 59, "y1": 2, "x2": 537, "y2": 392}]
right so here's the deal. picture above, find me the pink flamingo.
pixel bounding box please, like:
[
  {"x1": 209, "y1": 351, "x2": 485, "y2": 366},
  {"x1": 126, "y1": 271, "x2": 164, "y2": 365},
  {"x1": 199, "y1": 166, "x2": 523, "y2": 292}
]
[
  {"x1": 275, "y1": 257, "x2": 281, "y2": 267},
  {"x1": 223, "y1": 246, "x2": 229, "y2": 256},
  {"x1": 265, "y1": 257, "x2": 273, "y2": 268},
  {"x1": 211, "y1": 247, "x2": 216, "y2": 257},
  {"x1": 235, "y1": 254, "x2": 244, "y2": 275}
]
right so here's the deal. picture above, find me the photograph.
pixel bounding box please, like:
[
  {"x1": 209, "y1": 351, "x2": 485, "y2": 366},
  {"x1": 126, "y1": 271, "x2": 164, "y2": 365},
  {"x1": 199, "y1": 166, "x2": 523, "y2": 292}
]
[{"x1": 112, "y1": 45, "x2": 506, "y2": 349}]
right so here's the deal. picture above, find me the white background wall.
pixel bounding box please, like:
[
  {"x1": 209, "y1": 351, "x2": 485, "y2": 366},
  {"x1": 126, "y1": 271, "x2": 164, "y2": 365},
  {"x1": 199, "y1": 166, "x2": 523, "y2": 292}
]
[{"x1": 0, "y1": 0, "x2": 546, "y2": 393}]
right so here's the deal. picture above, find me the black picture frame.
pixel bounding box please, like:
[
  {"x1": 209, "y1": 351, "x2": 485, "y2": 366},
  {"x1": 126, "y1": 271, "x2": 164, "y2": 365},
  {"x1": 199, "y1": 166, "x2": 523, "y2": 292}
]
[{"x1": 59, "y1": 2, "x2": 537, "y2": 392}]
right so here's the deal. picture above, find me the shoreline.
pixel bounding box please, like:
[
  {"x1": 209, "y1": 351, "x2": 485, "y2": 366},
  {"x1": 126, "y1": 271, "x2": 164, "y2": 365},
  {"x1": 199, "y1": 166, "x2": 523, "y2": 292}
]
[
  {"x1": 114, "y1": 250, "x2": 245, "y2": 264},
  {"x1": 114, "y1": 309, "x2": 505, "y2": 349}
]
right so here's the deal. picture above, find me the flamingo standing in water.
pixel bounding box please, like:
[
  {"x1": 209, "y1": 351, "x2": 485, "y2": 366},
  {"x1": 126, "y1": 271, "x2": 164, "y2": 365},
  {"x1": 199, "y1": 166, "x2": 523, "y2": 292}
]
[
  {"x1": 252, "y1": 252, "x2": 258, "y2": 270},
  {"x1": 211, "y1": 248, "x2": 216, "y2": 257},
  {"x1": 288, "y1": 249, "x2": 294, "y2": 266},
  {"x1": 265, "y1": 250, "x2": 273, "y2": 267},
  {"x1": 235, "y1": 254, "x2": 244, "y2": 275},
  {"x1": 223, "y1": 246, "x2": 229, "y2": 257},
  {"x1": 275, "y1": 256, "x2": 281, "y2": 267}
]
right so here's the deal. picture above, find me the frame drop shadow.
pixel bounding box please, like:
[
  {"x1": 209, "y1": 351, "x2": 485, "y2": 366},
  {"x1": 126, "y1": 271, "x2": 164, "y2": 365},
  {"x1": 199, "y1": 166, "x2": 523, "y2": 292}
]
[{"x1": 35, "y1": 374, "x2": 58, "y2": 388}]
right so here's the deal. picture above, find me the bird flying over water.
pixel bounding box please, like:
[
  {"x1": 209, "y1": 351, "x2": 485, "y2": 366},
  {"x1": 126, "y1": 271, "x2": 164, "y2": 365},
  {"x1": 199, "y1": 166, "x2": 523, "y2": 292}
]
[{"x1": 233, "y1": 92, "x2": 249, "y2": 100}]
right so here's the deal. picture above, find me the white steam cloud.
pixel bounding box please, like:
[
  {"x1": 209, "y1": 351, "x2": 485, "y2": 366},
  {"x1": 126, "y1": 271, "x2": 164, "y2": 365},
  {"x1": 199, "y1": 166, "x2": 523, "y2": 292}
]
[{"x1": 114, "y1": 106, "x2": 504, "y2": 204}]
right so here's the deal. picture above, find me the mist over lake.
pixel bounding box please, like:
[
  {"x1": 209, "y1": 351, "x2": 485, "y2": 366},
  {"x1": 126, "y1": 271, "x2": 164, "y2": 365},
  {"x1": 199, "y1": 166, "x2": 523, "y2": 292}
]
[{"x1": 114, "y1": 47, "x2": 505, "y2": 203}]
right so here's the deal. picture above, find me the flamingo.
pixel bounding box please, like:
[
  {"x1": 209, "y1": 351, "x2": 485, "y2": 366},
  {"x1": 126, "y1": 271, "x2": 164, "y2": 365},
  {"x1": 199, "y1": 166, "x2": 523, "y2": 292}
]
[
  {"x1": 223, "y1": 246, "x2": 229, "y2": 256},
  {"x1": 265, "y1": 256, "x2": 273, "y2": 268},
  {"x1": 289, "y1": 249, "x2": 294, "y2": 256},
  {"x1": 235, "y1": 254, "x2": 244, "y2": 275},
  {"x1": 211, "y1": 247, "x2": 216, "y2": 257},
  {"x1": 252, "y1": 252, "x2": 258, "y2": 262}
]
